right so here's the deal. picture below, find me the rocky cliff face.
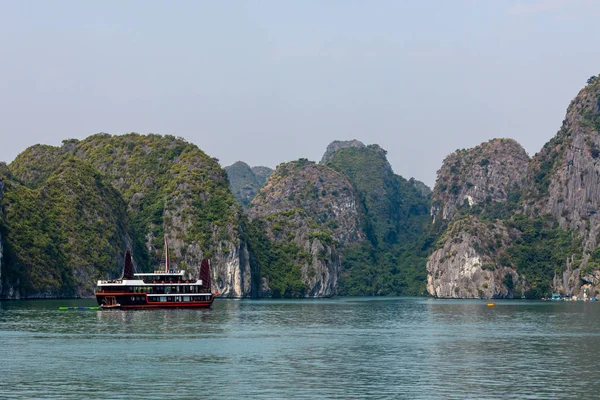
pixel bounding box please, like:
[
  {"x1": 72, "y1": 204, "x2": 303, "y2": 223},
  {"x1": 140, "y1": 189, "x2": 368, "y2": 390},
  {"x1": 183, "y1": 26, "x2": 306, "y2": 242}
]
[
  {"x1": 530, "y1": 78, "x2": 600, "y2": 250},
  {"x1": 524, "y1": 77, "x2": 600, "y2": 296},
  {"x1": 431, "y1": 139, "x2": 530, "y2": 223},
  {"x1": 427, "y1": 77, "x2": 600, "y2": 299},
  {"x1": 426, "y1": 216, "x2": 524, "y2": 298},
  {"x1": 325, "y1": 143, "x2": 429, "y2": 245},
  {"x1": 225, "y1": 161, "x2": 272, "y2": 207},
  {"x1": 250, "y1": 160, "x2": 363, "y2": 244},
  {"x1": 426, "y1": 139, "x2": 532, "y2": 298},
  {"x1": 248, "y1": 159, "x2": 363, "y2": 297}
]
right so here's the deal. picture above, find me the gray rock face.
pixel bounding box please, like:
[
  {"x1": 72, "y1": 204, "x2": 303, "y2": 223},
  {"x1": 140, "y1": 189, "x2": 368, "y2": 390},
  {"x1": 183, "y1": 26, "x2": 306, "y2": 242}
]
[
  {"x1": 552, "y1": 256, "x2": 583, "y2": 297},
  {"x1": 250, "y1": 160, "x2": 363, "y2": 297},
  {"x1": 426, "y1": 138, "x2": 530, "y2": 299},
  {"x1": 320, "y1": 139, "x2": 365, "y2": 164},
  {"x1": 250, "y1": 160, "x2": 363, "y2": 244},
  {"x1": 427, "y1": 79, "x2": 600, "y2": 299},
  {"x1": 431, "y1": 139, "x2": 530, "y2": 222},
  {"x1": 159, "y1": 212, "x2": 252, "y2": 298},
  {"x1": 520, "y1": 80, "x2": 600, "y2": 297},
  {"x1": 533, "y1": 82, "x2": 600, "y2": 250},
  {"x1": 426, "y1": 216, "x2": 524, "y2": 298},
  {"x1": 212, "y1": 239, "x2": 254, "y2": 297}
]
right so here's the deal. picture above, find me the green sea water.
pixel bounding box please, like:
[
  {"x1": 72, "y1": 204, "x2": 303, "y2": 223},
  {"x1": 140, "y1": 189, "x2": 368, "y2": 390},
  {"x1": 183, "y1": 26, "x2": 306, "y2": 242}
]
[{"x1": 1, "y1": 297, "x2": 599, "y2": 399}]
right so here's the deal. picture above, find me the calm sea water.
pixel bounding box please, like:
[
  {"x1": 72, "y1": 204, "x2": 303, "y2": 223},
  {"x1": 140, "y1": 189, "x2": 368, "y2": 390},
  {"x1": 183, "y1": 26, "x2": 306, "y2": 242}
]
[{"x1": 1, "y1": 297, "x2": 599, "y2": 399}]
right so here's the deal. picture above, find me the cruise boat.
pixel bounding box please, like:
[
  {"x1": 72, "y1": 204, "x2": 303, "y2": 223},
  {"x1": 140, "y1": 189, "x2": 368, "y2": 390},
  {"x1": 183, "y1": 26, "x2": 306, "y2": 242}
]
[{"x1": 95, "y1": 239, "x2": 215, "y2": 309}]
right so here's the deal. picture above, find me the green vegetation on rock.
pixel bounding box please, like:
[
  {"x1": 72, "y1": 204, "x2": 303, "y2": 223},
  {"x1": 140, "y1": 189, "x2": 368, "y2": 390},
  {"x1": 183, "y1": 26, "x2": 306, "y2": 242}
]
[
  {"x1": 249, "y1": 160, "x2": 358, "y2": 297},
  {"x1": 245, "y1": 209, "x2": 309, "y2": 298},
  {"x1": 2, "y1": 158, "x2": 133, "y2": 297},
  {"x1": 12, "y1": 133, "x2": 239, "y2": 267},
  {"x1": 324, "y1": 144, "x2": 432, "y2": 296},
  {"x1": 2, "y1": 133, "x2": 242, "y2": 298},
  {"x1": 507, "y1": 215, "x2": 581, "y2": 298}
]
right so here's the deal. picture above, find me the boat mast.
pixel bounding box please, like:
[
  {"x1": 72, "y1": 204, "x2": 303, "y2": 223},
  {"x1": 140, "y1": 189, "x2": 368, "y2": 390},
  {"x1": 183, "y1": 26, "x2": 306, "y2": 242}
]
[{"x1": 164, "y1": 236, "x2": 170, "y2": 272}]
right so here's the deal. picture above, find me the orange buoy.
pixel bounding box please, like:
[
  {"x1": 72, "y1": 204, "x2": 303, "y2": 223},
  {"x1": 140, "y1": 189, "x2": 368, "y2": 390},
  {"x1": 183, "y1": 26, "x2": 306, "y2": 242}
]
[{"x1": 487, "y1": 303, "x2": 495, "y2": 307}]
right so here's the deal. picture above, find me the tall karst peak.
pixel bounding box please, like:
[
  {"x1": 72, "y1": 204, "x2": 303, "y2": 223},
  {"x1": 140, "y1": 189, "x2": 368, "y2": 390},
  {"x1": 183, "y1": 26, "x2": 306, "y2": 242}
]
[
  {"x1": 528, "y1": 76, "x2": 600, "y2": 250},
  {"x1": 324, "y1": 141, "x2": 429, "y2": 249},
  {"x1": 431, "y1": 138, "x2": 530, "y2": 223},
  {"x1": 247, "y1": 159, "x2": 363, "y2": 298},
  {"x1": 320, "y1": 139, "x2": 366, "y2": 164}
]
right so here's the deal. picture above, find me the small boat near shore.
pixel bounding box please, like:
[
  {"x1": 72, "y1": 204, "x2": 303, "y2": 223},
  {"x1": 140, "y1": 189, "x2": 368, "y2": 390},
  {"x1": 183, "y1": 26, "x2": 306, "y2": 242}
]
[
  {"x1": 100, "y1": 296, "x2": 121, "y2": 310},
  {"x1": 95, "y1": 238, "x2": 215, "y2": 309}
]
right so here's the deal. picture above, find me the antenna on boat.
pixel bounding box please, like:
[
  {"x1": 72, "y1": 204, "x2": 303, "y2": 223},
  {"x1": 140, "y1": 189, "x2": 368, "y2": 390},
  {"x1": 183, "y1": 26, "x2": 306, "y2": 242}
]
[{"x1": 164, "y1": 236, "x2": 170, "y2": 273}]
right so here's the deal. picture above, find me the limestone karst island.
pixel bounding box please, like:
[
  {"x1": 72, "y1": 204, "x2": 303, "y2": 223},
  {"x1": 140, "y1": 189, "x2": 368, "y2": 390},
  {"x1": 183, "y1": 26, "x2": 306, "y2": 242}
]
[{"x1": 2, "y1": 76, "x2": 600, "y2": 302}]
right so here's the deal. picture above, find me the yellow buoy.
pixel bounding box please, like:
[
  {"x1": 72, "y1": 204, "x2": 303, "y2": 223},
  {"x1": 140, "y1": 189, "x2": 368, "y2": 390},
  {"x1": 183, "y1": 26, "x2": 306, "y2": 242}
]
[{"x1": 487, "y1": 303, "x2": 495, "y2": 307}]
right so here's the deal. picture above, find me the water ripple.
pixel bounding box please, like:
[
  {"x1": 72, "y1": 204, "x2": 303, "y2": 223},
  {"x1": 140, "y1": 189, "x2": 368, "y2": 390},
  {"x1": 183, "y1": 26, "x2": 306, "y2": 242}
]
[{"x1": 1, "y1": 298, "x2": 599, "y2": 399}]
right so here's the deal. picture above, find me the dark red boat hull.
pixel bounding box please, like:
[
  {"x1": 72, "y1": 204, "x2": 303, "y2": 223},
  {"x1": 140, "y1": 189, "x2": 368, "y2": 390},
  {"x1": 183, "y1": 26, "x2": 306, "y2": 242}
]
[{"x1": 95, "y1": 293, "x2": 215, "y2": 309}]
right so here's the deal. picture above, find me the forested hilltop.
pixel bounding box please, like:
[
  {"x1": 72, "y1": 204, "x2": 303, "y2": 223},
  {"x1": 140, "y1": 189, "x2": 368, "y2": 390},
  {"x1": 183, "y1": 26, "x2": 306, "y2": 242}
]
[
  {"x1": 2, "y1": 76, "x2": 600, "y2": 299},
  {"x1": 2, "y1": 134, "x2": 248, "y2": 298}
]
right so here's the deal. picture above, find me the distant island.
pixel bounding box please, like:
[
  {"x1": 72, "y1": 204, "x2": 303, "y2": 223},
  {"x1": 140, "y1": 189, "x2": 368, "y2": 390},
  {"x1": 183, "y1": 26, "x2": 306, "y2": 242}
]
[{"x1": 2, "y1": 75, "x2": 600, "y2": 300}]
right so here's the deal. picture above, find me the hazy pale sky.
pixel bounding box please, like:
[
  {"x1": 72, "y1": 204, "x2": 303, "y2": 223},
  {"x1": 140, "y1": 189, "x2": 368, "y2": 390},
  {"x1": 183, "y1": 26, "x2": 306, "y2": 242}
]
[{"x1": 1, "y1": 0, "x2": 600, "y2": 187}]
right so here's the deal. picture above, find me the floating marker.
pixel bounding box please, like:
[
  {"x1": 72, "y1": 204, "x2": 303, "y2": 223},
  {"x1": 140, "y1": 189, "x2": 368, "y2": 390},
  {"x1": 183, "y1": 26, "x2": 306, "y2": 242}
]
[{"x1": 487, "y1": 303, "x2": 495, "y2": 307}]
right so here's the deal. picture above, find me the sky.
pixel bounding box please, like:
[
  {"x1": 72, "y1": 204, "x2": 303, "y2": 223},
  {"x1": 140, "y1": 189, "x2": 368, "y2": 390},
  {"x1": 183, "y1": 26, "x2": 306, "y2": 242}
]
[{"x1": 1, "y1": 0, "x2": 600, "y2": 187}]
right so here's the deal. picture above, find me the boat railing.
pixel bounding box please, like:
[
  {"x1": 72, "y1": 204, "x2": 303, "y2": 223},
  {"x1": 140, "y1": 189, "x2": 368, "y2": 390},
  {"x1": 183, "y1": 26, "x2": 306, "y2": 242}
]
[
  {"x1": 151, "y1": 269, "x2": 183, "y2": 274},
  {"x1": 99, "y1": 279, "x2": 122, "y2": 284}
]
